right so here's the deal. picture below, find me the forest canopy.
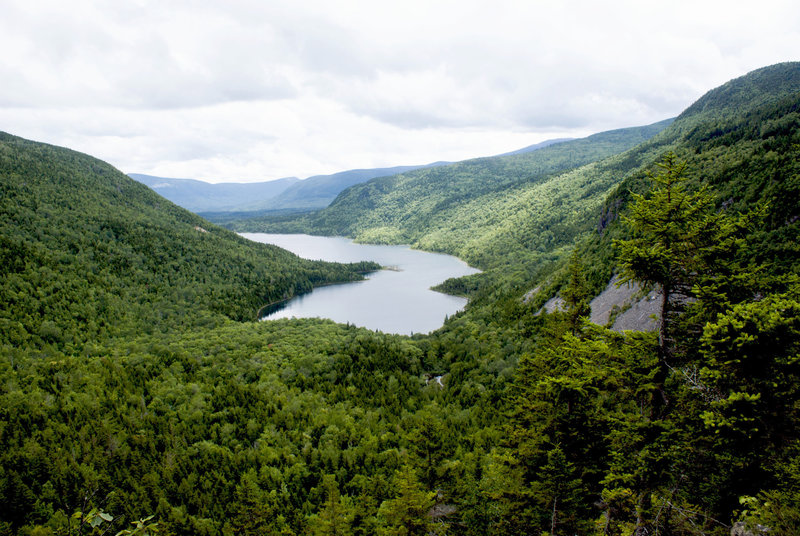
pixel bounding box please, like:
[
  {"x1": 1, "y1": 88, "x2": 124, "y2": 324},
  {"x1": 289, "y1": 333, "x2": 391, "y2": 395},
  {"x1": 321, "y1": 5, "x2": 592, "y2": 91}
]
[{"x1": 2, "y1": 62, "x2": 800, "y2": 536}]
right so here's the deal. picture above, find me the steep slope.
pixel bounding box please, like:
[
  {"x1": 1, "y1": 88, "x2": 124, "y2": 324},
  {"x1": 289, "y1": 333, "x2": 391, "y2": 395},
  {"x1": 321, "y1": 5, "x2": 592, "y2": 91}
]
[
  {"x1": 574, "y1": 61, "x2": 800, "y2": 296},
  {"x1": 428, "y1": 63, "x2": 800, "y2": 535},
  {"x1": 0, "y1": 133, "x2": 377, "y2": 350},
  {"x1": 243, "y1": 63, "x2": 800, "y2": 295},
  {"x1": 129, "y1": 173, "x2": 299, "y2": 212},
  {"x1": 493, "y1": 137, "x2": 572, "y2": 156},
  {"x1": 678, "y1": 61, "x2": 800, "y2": 124},
  {"x1": 234, "y1": 119, "x2": 672, "y2": 274},
  {"x1": 262, "y1": 138, "x2": 581, "y2": 211},
  {"x1": 312, "y1": 120, "x2": 669, "y2": 239}
]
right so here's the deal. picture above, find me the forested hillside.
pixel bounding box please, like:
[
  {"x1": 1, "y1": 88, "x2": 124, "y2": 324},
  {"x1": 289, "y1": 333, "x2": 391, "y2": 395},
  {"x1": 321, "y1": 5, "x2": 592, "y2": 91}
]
[
  {"x1": 230, "y1": 120, "x2": 672, "y2": 275},
  {"x1": 0, "y1": 133, "x2": 377, "y2": 350},
  {"x1": 251, "y1": 163, "x2": 449, "y2": 212},
  {"x1": 2, "y1": 62, "x2": 800, "y2": 536},
  {"x1": 577, "y1": 62, "x2": 800, "y2": 298},
  {"x1": 132, "y1": 164, "x2": 447, "y2": 215},
  {"x1": 259, "y1": 138, "x2": 574, "y2": 213},
  {"x1": 233, "y1": 63, "x2": 800, "y2": 300}
]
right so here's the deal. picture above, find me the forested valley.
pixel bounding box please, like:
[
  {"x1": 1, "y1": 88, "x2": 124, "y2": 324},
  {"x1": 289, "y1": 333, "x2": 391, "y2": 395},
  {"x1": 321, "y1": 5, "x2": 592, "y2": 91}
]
[{"x1": 2, "y1": 62, "x2": 800, "y2": 535}]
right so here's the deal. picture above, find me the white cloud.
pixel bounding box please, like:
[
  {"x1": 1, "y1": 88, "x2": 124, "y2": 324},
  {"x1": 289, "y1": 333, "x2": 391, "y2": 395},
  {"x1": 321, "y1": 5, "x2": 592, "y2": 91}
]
[{"x1": 1, "y1": 0, "x2": 799, "y2": 182}]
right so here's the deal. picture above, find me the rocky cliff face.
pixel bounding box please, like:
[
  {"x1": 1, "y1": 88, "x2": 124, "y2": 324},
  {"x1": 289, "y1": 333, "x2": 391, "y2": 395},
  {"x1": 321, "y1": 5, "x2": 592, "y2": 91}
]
[
  {"x1": 533, "y1": 275, "x2": 660, "y2": 332},
  {"x1": 589, "y1": 275, "x2": 660, "y2": 332}
]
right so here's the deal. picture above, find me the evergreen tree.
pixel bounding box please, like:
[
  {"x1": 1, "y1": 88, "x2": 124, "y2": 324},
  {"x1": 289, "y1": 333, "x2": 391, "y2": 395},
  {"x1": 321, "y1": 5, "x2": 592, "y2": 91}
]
[
  {"x1": 615, "y1": 152, "x2": 713, "y2": 358},
  {"x1": 376, "y1": 465, "x2": 442, "y2": 536},
  {"x1": 561, "y1": 249, "x2": 592, "y2": 335},
  {"x1": 614, "y1": 152, "x2": 758, "y2": 412},
  {"x1": 229, "y1": 471, "x2": 284, "y2": 536},
  {"x1": 309, "y1": 475, "x2": 354, "y2": 536},
  {"x1": 535, "y1": 446, "x2": 583, "y2": 535}
]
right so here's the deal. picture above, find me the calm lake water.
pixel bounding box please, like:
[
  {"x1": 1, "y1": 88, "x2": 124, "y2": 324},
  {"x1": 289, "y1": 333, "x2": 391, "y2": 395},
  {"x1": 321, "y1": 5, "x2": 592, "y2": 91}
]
[{"x1": 240, "y1": 233, "x2": 479, "y2": 335}]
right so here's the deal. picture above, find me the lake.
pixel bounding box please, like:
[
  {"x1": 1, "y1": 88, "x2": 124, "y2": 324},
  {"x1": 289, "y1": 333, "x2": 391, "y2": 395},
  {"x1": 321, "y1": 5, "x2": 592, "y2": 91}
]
[{"x1": 240, "y1": 233, "x2": 479, "y2": 335}]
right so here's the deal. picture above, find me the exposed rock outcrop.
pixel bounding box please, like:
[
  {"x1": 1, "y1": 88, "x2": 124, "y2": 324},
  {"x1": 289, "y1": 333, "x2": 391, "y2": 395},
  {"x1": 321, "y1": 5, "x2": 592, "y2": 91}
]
[
  {"x1": 731, "y1": 521, "x2": 770, "y2": 536},
  {"x1": 531, "y1": 275, "x2": 660, "y2": 333},
  {"x1": 590, "y1": 275, "x2": 660, "y2": 332},
  {"x1": 541, "y1": 295, "x2": 566, "y2": 314}
]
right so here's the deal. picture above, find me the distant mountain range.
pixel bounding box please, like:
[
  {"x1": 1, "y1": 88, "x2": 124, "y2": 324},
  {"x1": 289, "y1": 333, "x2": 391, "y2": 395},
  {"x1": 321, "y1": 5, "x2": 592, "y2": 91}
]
[
  {"x1": 493, "y1": 137, "x2": 573, "y2": 156},
  {"x1": 256, "y1": 164, "x2": 451, "y2": 211},
  {"x1": 128, "y1": 174, "x2": 300, "y2": 213},
  {"x1": 4, "y1": 62, "x2": 800, "y2": 535},
  {"x1": 230, "y1": 119, "x2": 674, "y2": 268},
  {"x1": 129, "y1": 139, "x2": 574, "y2": 215},
  {"x1": 130, "y1": 165, "x2": 450, "y2": 214}
]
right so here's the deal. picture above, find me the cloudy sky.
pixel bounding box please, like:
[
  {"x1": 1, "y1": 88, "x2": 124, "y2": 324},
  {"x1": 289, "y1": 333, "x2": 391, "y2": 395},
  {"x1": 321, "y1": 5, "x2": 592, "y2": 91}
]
[{"x1": 1, "y1": 1, "x2": 799, "y2": 183}]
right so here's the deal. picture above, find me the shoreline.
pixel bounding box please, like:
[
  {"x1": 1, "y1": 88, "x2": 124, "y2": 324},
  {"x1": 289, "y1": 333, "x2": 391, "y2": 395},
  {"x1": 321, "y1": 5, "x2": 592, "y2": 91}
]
[{"x1": 255, "y1": 268, "x2": 380, "y2": 321}]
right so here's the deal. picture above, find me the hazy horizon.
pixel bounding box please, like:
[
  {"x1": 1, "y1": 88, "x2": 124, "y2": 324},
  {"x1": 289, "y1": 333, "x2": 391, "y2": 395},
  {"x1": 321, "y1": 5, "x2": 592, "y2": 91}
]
[{"x1": 2, "y1": 0, "x2": 798, "y2": 183}]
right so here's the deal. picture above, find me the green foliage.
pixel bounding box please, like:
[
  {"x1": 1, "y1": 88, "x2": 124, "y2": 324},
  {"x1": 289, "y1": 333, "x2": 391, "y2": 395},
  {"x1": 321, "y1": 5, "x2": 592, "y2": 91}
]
[
  {"x1": 72, "y1": 508, "x2": 114, "y2": 535},
  {"x1": 115, "y1": 515, "x2": 158, "y2": 536},
  {"x1": 609, "y1": 80, "x2": 800, "y2": 283},
  {"x1": 0, "y1": 319, "x2": 456, "y2": 535},
  {"x1": 0, "y1": 132, "x2": 378, "y2": 351},
  {"x1": 561, "y1": 250, "x2": 592, "y2": 334},
  {"x1": 3, "y1": 62, "x2": 800, "y2": 536},
  {"x1": 677, "y1": 61, "x2": 800, "y2": 126},
  {"x1": 699, "y1": 290, "x2": 800, "y2": 443},
  {"x1": 230, "y1": 121, "x2": 673, "y2": 290},
  {"x1": 308, "y1": 475, "x2": 355, "y2": 536},
  {"x1": 376, "y1": 466, "x2": 442, "y2": 536},
  {"x1": 489, "y1": 323, "x2": 661, "y2": 535},
  {"x1": 613, "y1": 151, "x2": 747, "y2": 356},
  {"x1": 735, "y1": 446, "x2": 800, "y2": 533}
]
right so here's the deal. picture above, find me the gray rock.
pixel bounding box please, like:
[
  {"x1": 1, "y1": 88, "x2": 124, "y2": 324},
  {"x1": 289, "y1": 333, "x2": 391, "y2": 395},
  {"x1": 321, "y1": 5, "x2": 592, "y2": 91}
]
[
  {"x1": 528, "y1": 274, "x2": 661, "y2": 332},
  {"x1": 589, "y1": 275, "x2": 660, "y2": 332},
  {"x1": 542, "y1": 296, "x2": 565, "y2": 314},
  {"x1": 731, "y1": 521, "x2": 770, "y2": 536}
]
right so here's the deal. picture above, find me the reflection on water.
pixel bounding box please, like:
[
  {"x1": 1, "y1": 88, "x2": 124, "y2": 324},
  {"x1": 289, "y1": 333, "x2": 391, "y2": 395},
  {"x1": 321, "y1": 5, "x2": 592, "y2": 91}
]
[{"x1": 240, "y1": 233, "x2": 479, "y2": 335}]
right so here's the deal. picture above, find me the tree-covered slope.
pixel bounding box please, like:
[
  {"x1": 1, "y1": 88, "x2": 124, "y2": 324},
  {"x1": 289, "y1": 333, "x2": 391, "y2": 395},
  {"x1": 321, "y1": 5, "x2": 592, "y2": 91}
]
[
  {"x1": 232, "y1": 120, "x2": 672, "y2": 272},
  {"x1": 496, "y1": 62, "x2": 800, "y2": 535},
  {"x1": 2, "y1": 63, "x2": 800, "y2": 536},
  {"x1": 240, "y1": 63, "x2": 800, "y2": 295},
  {"x1": 0, "y1": 133, "x2": 377, "y2": 351},
  {"x1": 257, "y1": 163, "x2": 450, "y2": 211},
  {"x1": 254, "y1": 138, "x2": 581, "y2": 213},
  {"x1": 677, "y1": 61, "x2": 800, "y2": 125},
  {"x1": 314, "y1": 120, "x2": 671, "y2": 236},
  {"x1": 413, "y1": 64, "x2": 800, "y2": 535},
  {"x1": 572, "y1": 62, "x2": 800, "y2": 297}
]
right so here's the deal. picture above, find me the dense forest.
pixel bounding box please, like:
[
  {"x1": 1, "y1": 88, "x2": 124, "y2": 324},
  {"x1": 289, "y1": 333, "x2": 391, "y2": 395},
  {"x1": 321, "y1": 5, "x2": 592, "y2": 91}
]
[
  {"x1": 226, "y1": 120, "x2": 672, "y2": 275},
  {"x1": 0, "y1": 133, "x2": 379, "y2": 350},
  {"x1": 2, "y1": 62, "x2": 800, "y2": 536},
  {"x1": 232, "y1": 63, "x2": 799, "y2": 301}
]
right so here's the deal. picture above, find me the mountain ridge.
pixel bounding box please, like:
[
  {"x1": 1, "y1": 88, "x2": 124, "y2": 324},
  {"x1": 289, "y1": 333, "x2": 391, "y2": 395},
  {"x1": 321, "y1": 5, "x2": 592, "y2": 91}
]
[
  {"x1": 237, "y1": 63, "x2": 800, "y2": 292},
  {"x1": 0, "y1": 132, "x2": 377, "y2": 349},
  {"x1": 3, "y1": 62, "x2": 800, "y2": 536},
  {"x1": 130, "y1": 163, "x2": 450, "y2": 214},
  {"x1": 131, "y1": 137, "x2": 578, "y2": 215},
  {"x1": 129, "y1": 173, "x2": 300, "y2": 212},
  {"x1": 230, "y1": 118, "x2": 675, "y2": 277}
]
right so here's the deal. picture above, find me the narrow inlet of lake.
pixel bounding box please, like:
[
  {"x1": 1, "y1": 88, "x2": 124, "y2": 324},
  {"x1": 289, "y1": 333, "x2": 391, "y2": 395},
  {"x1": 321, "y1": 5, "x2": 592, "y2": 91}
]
[{"x1": 241, "y1": 233, "x2": 479, "y2": 335}]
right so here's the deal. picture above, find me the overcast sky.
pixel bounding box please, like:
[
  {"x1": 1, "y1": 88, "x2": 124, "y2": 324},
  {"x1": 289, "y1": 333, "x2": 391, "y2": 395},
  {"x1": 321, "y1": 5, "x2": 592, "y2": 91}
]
[{"x1": 1, "y1": 0, "x2": 799, "y2": 183}]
